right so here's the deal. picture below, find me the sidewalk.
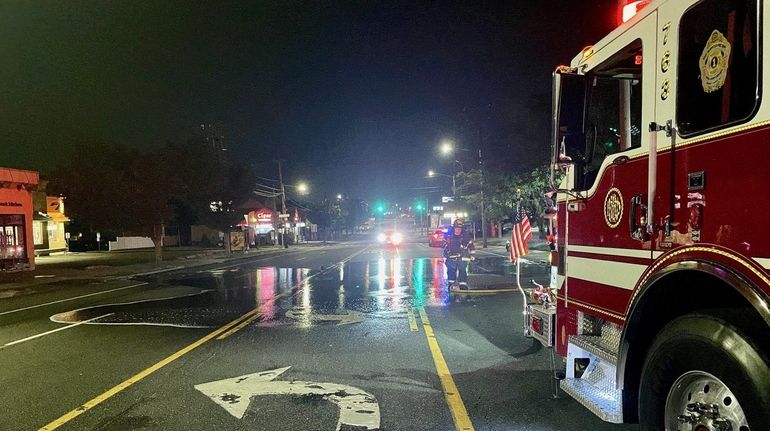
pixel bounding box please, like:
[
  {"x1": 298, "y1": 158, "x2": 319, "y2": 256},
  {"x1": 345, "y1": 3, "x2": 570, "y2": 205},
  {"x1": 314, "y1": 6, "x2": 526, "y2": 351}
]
[
  {"x1": 480, "y1": 235, "x2": 551, "y2": 251},
  {"x1": 0, "y1": 244, "x2": 315, "y2": 292}
]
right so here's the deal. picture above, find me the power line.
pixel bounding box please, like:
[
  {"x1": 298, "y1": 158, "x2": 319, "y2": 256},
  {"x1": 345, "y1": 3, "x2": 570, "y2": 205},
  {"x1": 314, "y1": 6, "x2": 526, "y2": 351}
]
[
  {"x1": 255, "y1": 175, "x2": 279, "y2": 183},
  {"x1": 255, "y1": 183, "x2": 281, "y2": 192}
]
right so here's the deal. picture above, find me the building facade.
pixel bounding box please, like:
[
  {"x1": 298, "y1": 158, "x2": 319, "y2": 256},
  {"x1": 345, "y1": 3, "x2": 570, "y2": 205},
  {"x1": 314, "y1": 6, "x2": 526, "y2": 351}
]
[
  {"x1": 0, "y1": 167, "x2": 39, "y2": 271},
  {"x1": 32, "y1": 185, "x2": 70, "y2": 256}
]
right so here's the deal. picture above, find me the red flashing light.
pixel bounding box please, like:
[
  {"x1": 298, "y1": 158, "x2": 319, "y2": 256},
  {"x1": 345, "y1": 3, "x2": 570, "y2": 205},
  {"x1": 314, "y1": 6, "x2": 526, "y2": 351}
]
[{"x1": 619, "y1": 0, "x2": 651, "y2": 24}]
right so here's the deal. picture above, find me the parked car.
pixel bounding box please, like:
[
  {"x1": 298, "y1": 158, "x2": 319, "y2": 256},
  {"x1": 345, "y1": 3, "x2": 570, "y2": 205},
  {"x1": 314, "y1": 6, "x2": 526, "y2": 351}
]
[{"x1": 428, "y1": 228, "x2": 446, "y2": 247}]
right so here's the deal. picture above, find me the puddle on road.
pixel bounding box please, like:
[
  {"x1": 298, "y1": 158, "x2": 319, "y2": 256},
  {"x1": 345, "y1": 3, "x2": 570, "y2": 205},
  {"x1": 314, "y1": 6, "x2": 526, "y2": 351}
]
[{"x1": 50, "y1": 254, "x2": 542, "y2": 329}]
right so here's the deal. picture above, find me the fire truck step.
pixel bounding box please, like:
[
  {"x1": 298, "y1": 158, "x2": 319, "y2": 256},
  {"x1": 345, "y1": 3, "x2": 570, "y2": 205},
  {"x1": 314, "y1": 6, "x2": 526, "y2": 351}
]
[
  {"x1": 560, "y1": 377, "x2": 622, "y2": 423},
  {"x1": 561, "y1": 335, "x2": 623, "y2": 423},
  {"x1": 570, "y1": 335, "x2": 618, "y2": 365}
]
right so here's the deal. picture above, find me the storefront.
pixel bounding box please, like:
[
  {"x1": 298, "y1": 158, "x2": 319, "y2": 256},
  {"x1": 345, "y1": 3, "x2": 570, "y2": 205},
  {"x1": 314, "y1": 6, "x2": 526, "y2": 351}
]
[
  {"x1": 242, "y1": 208, "x2": 277, "y2": 245},
  {"x1": 32, "y1": 194, "x2": 70, "y2": 256},
  {"x1": 0, "y1": 167, "x2": 39, "y2": 271}
]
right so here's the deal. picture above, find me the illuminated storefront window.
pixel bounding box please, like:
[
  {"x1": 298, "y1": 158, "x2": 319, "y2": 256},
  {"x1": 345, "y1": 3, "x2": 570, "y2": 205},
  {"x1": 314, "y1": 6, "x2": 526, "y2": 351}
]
[{"x1": 0, "y1": 214, "x2": 26, "y2": 260}]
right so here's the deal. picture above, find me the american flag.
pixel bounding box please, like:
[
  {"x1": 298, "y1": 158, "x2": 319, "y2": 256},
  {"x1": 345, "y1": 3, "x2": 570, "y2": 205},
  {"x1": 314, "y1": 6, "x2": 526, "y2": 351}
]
[{"x1": 509, "y1": 206, "x2": 532, "y2": 263}]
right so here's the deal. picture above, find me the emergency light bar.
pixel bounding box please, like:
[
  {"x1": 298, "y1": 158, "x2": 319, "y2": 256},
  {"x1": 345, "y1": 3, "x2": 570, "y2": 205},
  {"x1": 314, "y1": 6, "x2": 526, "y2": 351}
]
[{"x1": 619, "y1": 0, "x2": 651, "y2": 24}]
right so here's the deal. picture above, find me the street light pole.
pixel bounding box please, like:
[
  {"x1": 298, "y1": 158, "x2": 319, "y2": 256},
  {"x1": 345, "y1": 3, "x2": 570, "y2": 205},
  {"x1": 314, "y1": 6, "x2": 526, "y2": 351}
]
[
  {"x1": 277, "y1": 159, "x2": 287, "y2": 248},
  {"x1": 452, "y1": 159, "x2": 464, "y2": 202},
  {"x1": 479, "y1": 129, "x2": 487, "y2": 248}
]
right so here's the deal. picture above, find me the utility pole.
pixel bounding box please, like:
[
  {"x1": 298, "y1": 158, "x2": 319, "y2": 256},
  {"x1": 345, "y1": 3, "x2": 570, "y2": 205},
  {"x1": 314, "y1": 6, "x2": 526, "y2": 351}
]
[
  {"x1": 277, "y1": 159, "x2": 288, "y2": 248},
  {"x1": 479, "y1": 127, "x2": 487, "y2": 248}
]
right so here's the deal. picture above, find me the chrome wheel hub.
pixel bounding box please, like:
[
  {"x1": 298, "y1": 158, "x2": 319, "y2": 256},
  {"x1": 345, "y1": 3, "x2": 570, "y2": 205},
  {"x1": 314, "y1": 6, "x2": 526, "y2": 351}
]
[{"x1": 666, "y1": 371, "x2": 748, "y2": 431}]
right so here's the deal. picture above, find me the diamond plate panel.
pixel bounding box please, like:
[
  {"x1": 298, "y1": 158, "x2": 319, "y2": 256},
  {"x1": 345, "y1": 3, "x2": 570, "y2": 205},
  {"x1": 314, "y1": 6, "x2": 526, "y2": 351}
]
[
  {"x1": 560, "y1": 378, "x2": 623, "y2": 423},
  {"x1": 598, "y1": 321, "x2": 621, "y2": 353}
]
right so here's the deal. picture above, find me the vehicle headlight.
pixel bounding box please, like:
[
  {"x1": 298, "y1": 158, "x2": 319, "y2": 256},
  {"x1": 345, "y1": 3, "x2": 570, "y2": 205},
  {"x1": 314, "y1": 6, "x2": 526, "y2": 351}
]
[
  {"x1": 377, "y1": 233, "x2": 386, "y2": 243},
  {"x1": 392, "y1": 232, "x2": 403, "y2": 244}
]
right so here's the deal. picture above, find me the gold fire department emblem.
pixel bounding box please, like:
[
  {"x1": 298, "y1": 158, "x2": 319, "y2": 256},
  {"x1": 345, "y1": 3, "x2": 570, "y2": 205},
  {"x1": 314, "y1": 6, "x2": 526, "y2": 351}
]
[
  {"x1": 604, "y1": 188, "x2": 623, "y2": 228},
  {"x1": 699, "y1": 30, "x2": 731, "y2": 93}
]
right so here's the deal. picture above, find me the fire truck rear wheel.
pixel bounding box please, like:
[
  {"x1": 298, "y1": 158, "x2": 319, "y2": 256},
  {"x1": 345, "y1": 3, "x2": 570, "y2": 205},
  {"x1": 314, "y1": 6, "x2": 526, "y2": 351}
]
[{"x1": 638, "y1": 312, "x2": 770, "y2": 431}]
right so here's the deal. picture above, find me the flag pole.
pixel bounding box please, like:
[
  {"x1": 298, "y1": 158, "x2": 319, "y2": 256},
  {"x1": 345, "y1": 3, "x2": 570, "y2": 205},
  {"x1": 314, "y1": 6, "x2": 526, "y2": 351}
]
[
  {"x1": 513, "y1": 199, "x2": 530, "y2": 336},
  {"x1": 516, "y1": 255, "x2": 530, "y2": 336}
]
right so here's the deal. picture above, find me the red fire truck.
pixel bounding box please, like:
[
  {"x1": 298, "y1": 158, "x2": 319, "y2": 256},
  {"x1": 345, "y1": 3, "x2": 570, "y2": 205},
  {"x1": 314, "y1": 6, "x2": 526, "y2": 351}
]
[{"x1": 531, "y1": 0, "x2": 770, "y2": 429}]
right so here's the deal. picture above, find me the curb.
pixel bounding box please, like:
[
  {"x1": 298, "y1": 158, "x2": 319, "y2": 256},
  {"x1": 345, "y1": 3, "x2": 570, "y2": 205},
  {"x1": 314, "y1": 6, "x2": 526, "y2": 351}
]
[{"x1": 1, "y1": 245, "x2": 326, "y2": 291}]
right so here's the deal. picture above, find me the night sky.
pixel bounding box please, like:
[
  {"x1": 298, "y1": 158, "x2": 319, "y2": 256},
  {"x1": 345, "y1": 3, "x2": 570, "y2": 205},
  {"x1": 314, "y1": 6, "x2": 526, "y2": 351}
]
[{"x1": 1, "y1": 0, "x2": 617, "y2": 202}]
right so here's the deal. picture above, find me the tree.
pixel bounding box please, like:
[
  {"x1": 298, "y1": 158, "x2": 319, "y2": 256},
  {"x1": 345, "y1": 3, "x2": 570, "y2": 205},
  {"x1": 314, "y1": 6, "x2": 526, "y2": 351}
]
[
  {"x1": 306, "y1": 198, "x2": 344, "y2": 240},
  {"x1": 456, "y1": 169, "x2": 510, "y2": 237},
  {"x1": 167, "y1": 138, "x2": 257, "y2": 255},
  {"x1": 516, "y1": 166, "x2": 552, "y2": 237},
  {"x1": 457, "y1": 166, "x2": 555, "y2": 239},
  {"x1": 49, "y1": 139, "x2": 257, "y2": 263},
  {"x1": 50, "y1": 143, "x2": 177, "y2": 263}
]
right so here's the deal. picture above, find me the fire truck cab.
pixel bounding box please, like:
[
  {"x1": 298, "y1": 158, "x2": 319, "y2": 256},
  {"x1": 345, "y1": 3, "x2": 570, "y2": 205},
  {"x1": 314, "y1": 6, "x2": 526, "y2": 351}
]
[{"x1": 541, "y1": 0, "x2": 770, "y2": 429}]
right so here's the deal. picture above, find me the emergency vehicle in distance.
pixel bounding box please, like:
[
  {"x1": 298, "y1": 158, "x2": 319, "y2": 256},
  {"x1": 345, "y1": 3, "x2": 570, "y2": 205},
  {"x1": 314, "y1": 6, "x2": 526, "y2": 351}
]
[{"x1": 534, "y1": 0, "x2": 770, "y2": 429}]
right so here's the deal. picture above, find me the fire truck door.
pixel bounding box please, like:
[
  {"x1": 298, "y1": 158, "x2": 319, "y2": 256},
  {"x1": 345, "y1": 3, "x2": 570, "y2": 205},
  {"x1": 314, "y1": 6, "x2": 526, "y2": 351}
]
[
  {"x1": 560, "y1": 12, "x2": 657, "y2": 320},
  {"x1": 649, "y1": 0, "x2": 761, "y2": 253}
]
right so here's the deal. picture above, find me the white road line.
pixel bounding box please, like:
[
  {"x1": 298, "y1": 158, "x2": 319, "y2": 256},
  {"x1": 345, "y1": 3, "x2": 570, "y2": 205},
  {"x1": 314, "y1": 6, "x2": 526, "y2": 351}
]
[
  {"x1": 49, "y1": 290, "x2": 215, "y2": 329},
  {"x1": 2, "y1": 313, "x2": 114, "y2": 348},
  {"x1": 0, "y1": 282, "x2": 148, "y2": 317},
  {"x1": 296, "y1": 257, "x2": 307, "y2": 261}
]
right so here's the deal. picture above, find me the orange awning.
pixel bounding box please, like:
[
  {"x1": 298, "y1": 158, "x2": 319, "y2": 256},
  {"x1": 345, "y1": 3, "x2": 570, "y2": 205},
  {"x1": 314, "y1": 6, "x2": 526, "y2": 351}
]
[{"x1": 48, "y1": 212, "x2": 70, "y2": 223}]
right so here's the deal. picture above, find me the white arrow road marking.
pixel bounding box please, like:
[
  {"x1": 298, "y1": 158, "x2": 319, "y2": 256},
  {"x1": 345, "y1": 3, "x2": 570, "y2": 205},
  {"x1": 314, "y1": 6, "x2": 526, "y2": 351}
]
[
  {"x1": 285, "y1": 306, "x2": 364, "y2": 326},
  {"x1": 195, "y1": 367, "x2": 380, "y2": 431}
]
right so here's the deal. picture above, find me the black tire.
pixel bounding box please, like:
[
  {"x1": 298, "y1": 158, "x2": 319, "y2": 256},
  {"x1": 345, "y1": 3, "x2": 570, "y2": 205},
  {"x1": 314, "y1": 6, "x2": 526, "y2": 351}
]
[{"x1": 639, "y1": 312, "x2": 770, "y2": 430}]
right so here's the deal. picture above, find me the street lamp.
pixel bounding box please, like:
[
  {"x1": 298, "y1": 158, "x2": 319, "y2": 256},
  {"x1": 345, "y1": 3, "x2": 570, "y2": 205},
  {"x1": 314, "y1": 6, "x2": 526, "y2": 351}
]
[
  {"x1": 336, "y1": 193, "x2": 343, "y2": 200},
  {"x1": 427, "y1": 169, "x2": 456, "y2": 200},
  {"x1": 437, "y1": 138, "x2": 486, "y2": 248},
  {"x1": 440, "y1": 140, "x2": 454, "y2": 156},
  {"x1": 296, "y1": 182, "x2": 309, "y2": 194}
]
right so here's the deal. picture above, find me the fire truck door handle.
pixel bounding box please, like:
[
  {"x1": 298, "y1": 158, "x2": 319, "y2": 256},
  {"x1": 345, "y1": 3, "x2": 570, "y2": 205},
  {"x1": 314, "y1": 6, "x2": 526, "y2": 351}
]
[
  {"x1": 629, "y1": 195, "x2": 639, "y2": 236},
  {"x1": 629, "y1": 194, "x2": 646, "y2": 240}
]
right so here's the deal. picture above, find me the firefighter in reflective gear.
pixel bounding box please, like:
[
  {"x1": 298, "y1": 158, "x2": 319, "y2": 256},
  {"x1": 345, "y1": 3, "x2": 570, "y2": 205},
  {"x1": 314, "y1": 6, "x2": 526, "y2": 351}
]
[{"x1": 443, "y1": 218, "x2": 475, "y2": 289}]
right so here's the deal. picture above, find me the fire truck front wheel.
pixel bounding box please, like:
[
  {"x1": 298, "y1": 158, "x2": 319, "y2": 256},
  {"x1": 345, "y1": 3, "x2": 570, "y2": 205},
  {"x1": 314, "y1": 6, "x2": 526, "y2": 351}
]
[{"x1": 638, "y1": 312, "x2": 770, "y2": 431}]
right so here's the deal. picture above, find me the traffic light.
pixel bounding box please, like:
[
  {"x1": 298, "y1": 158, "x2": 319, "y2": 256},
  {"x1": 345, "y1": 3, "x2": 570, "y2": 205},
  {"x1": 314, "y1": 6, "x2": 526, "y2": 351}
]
[{"x1": 374, "y1": 201, "x2": 386, "y2": 216}]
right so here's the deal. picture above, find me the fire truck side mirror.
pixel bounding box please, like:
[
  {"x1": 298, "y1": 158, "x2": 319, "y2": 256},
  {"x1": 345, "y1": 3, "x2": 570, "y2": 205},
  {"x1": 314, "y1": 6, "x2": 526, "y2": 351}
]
[{"x1": 552, "y1": 72, "x2": 588, "y2": 167}]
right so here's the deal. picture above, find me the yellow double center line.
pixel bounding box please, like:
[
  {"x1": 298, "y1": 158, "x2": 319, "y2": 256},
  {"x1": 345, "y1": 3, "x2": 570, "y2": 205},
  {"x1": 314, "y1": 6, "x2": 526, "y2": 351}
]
[
  {"x1": 417, "y1": 307, "x2": 475, "y2": 431},
  {"x1": 39, "y1": 308, "x2": 265, "y2": 430},
  {"x1": 40, "y1": 245, "x2": 370, "y2": 431},
  {"x1": 406, "y1": 307, "x2": 419, "y2": 332},
  {"x1": 215, "y1": 290, "x2": 295, "y2": 340}
]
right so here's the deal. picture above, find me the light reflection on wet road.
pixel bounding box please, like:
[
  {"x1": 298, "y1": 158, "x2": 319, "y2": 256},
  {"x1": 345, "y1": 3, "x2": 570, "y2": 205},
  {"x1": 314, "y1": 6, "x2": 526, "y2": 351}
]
[{"x1": 52, "y1": 255, "x2": 513, "y2": 328}]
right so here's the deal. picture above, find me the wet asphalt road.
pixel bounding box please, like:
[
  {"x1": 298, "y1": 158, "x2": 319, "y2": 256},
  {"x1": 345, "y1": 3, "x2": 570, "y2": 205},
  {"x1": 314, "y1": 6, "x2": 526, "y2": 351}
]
[{"x1": 0, "y1": 240, "x2": 637, "y2": 431}]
